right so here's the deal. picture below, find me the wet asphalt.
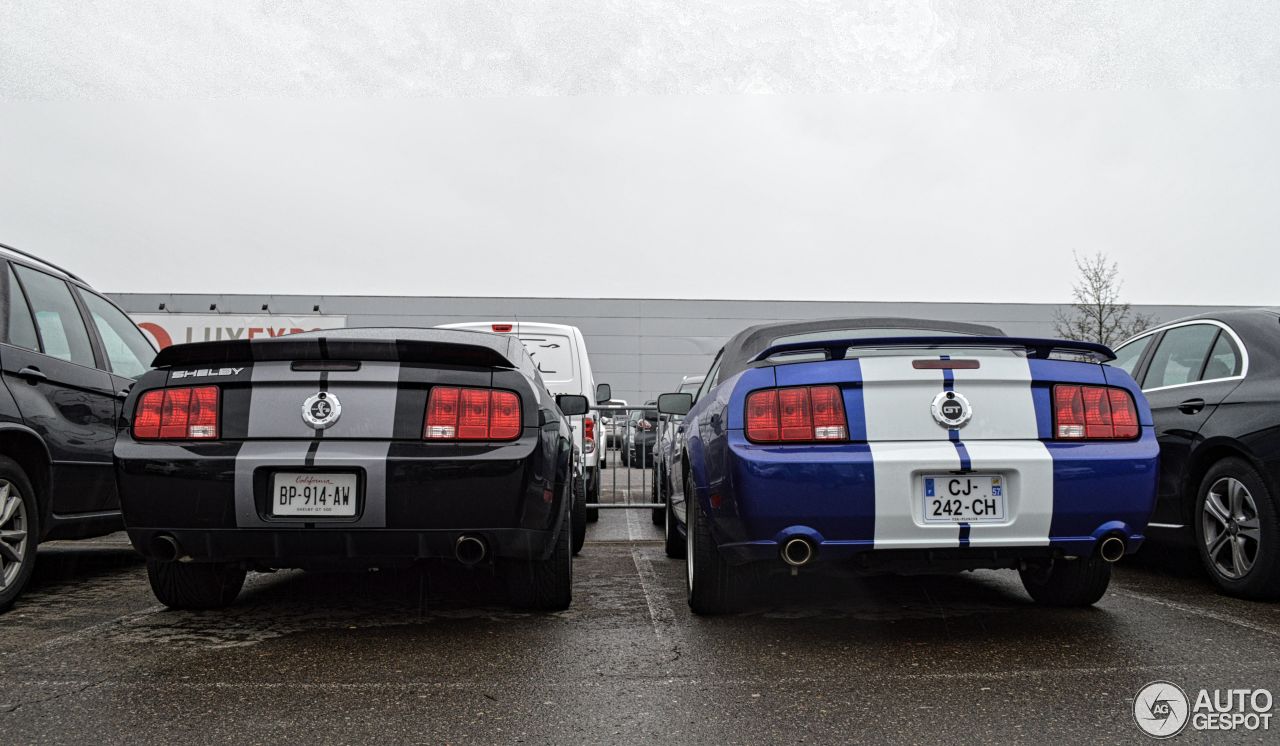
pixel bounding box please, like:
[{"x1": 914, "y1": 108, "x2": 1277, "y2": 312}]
[{"x1": 2, "y1": 467, "x2": 1279, "y2": 744}]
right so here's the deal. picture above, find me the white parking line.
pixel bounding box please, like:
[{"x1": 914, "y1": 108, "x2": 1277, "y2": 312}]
[
  {"x1": 627, "y1": 507, "x2": 675, "y2": 638},
  {"x1": 1115, "y1": 589, "x2": 1280, "y2": 639},
  {"x1": 36, "y1": 604, "x2": 166, "y2": 651}
]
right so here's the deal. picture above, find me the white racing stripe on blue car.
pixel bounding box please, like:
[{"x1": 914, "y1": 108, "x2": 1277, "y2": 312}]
[{"x1": 862, "y1": 353, "x2": 1055, "y2": 550}]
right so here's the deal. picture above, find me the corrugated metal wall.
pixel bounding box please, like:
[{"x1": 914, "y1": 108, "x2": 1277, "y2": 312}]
[{"x1": 110, "y1": 293, "x2": 1231, "y2": 404}]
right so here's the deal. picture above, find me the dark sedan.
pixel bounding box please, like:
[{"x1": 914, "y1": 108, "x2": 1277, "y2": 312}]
[{"x1": 1113, "y1": 308, "x2": 1280, "y2": 599}]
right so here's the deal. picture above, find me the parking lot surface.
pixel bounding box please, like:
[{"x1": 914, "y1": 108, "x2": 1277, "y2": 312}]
[{"x1": 2, "y1": 475, "x2": 1278, "y2": 744}]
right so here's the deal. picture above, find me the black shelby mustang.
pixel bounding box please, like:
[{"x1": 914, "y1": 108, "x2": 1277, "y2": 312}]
[{"x1": 114, "y1": 328, "x2": 588, "y2": 610}]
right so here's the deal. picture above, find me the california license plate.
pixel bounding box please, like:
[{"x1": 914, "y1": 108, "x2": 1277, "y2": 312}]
[
  {"x1": 271, "y1": 472, "x2": 359, "y2": 517},
  {"x1": 922, "y1": 474, "x2": 1006, "y2": 523}
]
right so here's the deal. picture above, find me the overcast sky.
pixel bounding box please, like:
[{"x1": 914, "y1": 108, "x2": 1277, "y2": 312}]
[{"x1": 2, "y1": 2, "x2": 1278, "y2": 305}]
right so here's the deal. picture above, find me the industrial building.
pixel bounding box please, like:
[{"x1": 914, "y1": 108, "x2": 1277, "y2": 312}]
[{"x1": 112, "y1": 293, "x2": 1229, "y2": 405}]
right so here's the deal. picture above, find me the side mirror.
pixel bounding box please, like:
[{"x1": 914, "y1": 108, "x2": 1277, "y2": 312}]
[
  {"x1": 595, "y1": 383, "x2": 612, "y2": 404},
  {"x1": 657, "y1": 392, "x2": 693, "y2": 416},
  {"x1": 556, "y1": 394, "x2": 589, "y2": 416}
]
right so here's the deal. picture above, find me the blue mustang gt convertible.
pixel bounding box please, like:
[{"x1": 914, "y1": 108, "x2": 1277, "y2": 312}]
[
  {"x1": 658, "y1": 318, "x2": 1160, "y2": 615},
  {"x1": 114, "y1": 328, "x2": 588, "y2": 611}
]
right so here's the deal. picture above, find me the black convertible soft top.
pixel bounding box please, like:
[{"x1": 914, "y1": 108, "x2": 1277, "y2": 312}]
[{"x1": 717, "y1": 317, "x2": 1006, "y2": 378}]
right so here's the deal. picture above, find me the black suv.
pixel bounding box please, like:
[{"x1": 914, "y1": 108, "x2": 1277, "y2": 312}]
[{"x1": 0, "y1": 243, "x2": 155, "y2": 610}]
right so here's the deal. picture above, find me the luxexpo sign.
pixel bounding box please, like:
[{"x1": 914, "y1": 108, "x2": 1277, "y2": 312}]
[{"x1": 131, "y1": 314, "x2": 348, "y2": 350}]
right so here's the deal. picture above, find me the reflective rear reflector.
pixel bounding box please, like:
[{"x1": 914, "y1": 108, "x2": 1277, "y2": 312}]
[{"x1": 425, "y1": 386, "x2": 522, "y2": 441}]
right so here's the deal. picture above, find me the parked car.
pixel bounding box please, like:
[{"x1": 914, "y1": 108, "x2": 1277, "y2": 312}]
[
  {"x1": 622, "y1": 406, "x2": 659, "y2": 468},
  {"x1": 653, "y1": 374, "x2": 704, "y2": 528},
  {"x1": 114, "y1": 327, "x2": 586, "y2": 611},
  {"x1": 1112, "y1": 309, "x2": 1280, "y2": 599},
  {"x1": 0, "y1": 243, "x2": 156, "y2": 611},
  {"x1": 438, "y1": 321, "x2": 611, "y2": 538},
  {"x1": 658, "y1": 317, "x2": 1159, "y2": 614},
  {"x1": 601, "y1": 399, "x2": 628, "y2": 447}
]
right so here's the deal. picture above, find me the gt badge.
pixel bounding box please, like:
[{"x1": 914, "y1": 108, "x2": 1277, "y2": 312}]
[
  {"x1": 302, "y1": 392, "x2": 342, "y2": 430},
  {"x1": 931, "y1": 390, "x2": 972, "y2": 429}
]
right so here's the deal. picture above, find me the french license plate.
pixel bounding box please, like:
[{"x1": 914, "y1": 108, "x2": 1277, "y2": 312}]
[
  {"x1": 922, "y1": 474, "x2": 1006, "y2": 523},
  {"x1": 271, "y1": 472, "x2": 358, "y2": 517}
]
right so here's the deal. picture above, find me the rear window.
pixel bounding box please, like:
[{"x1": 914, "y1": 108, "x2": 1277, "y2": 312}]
[{"x1": 517, "y1": 333, "x2": 574, "y2": 384}]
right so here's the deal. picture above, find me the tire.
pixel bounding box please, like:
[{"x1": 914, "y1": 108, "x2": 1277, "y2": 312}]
[
  {"x1": 585, "y1": 470, "x2": 599, "y2": 524},
  {"x1": 0, "y1": 457, "x2": 39, "y2": 613},
  {"x1": 506, "y1": 510, "x2": 573, "y2": 611},
  {"x1": 686, "y1": 484, "x2": 748, "y2": 615},
  {"x1": 570, "y1": 477, "x2": 586, "y2": 556},
  {"x1": 1018, "y1": 556, "x2": 1112, "y2": 607},
  {"x1": 664, "y1": 489, "x2": 685, "y2": 559},
  {"x1": 651, "y1": 466, "x2": 665, "y2": 526},
  {"x1": 1194, "y1": 457, "x2": 1280, "y2": 600},
  {"x1": 146, "y1": 560, "x2": 246, "y2": 610},
  {"x1": 621, "y1": 449, "x2": 630, "y2": 467}
]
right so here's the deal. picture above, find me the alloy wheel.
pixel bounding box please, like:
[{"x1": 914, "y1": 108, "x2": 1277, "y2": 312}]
[
  {"x1": 0, "y1": 480, "x2": 30, "y2": 593},
  {"x1": 1202, "y1": 476, "x2": 1261, "y2": 580}
]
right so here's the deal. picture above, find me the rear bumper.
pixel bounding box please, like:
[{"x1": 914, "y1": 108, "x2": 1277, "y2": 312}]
[
  {"x1": 705, "y1": 432, "x2": 1159, "y2": 566},
  {"x1": 115, "y1": 435, "x2": 568, "y2": 564}
]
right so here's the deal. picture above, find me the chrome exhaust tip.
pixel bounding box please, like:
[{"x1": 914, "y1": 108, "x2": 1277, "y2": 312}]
[
  {"x1": 781, "y1": 537, "x2": 815, "y2": 567},
  {"x1": 150, "y1": 534, "x2": 183, "y2": 562},
  {"x1": 455, "y1": 535, "x2": 488, "y2": 566},
  {"x1": 1099, "y1": 536, "x2": 1126, "y2": 563}
]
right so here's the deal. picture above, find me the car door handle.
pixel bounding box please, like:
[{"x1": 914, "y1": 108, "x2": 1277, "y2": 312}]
[
  {"x1": 17, "y1": 366, "x2": 47, "y2": 383},
  {"x1": 116, "y1": 388, "x2": 132, "y2": 400},
  {"x1": 1178, "y1": 398, "x2": 1206, "y2": 415}
]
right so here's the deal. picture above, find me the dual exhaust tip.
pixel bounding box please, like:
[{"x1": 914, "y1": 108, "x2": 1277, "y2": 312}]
[
  {"x1": 455, "y1": 535, "x2": 488, "y2": 566},
  {"x1": 780, "y1": 535, "x2": 1124, "y2": 567},
  {"x1": 1099, "y1": 535, "x2": 1126, "y2": 563},
  {"x1": 151, "y1": 533, "x2": 493, "y2": 566},
  {"x1": 781, "y1": 537, "x2": 816, "y2": 568}
]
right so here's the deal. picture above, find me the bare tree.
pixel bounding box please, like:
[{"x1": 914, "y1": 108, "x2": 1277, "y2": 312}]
[{"x1": 1053, "y1": 252, "x2": 1155, "y2": 347}]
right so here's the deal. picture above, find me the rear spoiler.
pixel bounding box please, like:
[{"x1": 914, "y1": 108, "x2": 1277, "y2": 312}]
[
  {"x1": 751, "y1": 336, "x2": 1116, "y2": 365},
  {"x1": 152, "y1": 336, "x2": 515, "y2": 369}
]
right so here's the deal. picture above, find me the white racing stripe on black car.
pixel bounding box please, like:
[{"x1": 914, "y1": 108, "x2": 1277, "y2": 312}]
[
  {"x1": 234, "y1": 440, "x2": 392, "y2": 529},
  {"x1": 245, "y1": 361, "x2": 402, "y2": 440}
]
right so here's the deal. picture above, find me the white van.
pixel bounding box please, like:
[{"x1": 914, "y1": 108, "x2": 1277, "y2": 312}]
[{"x1": 437, "y1": 322, "x2": 610, "y2": 541}]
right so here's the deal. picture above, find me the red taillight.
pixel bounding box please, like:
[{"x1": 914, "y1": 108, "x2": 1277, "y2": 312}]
[
  {"x1": 584, "y1": 416, "x2": 595, "y2": 442},
  {"x1": 745, "y1": 386, "x2": 847, "y2": 443},
  {"x1": 425, "y1": 386, "x2": 522, "y2": 441},
  {"x1": 133, "y1": 386, "x2": 219, "y2": 440},
  {"x1": 491, "y1": 323, "x2": 513, "y2": 333},
  {"x1": 1053, "y1": 384, "x2": 1139, "y2": 440}
]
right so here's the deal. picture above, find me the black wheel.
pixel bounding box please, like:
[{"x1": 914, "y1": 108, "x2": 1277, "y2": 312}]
[
  {"x1": 664, "y1": 489, "x2": 685, "y2": 559},
  {"x1": 1019, "y1": 556, "x2": 1112, "y2": 607},
  {"x1": 1194, "y1": 457, "x2": 1280, "y2": 599},
  {"x1": 0, "y1": 457, "x2": 39, "y2": 613},
  {"x1": 651, "y1": 466, "x2": 664, "y2": 525},
  {"x1": 505, "y1": 510, "x2": 572, "y2": 611},
  {"x1": 686, "y1": 482, "x2": 748, "y2": 615},
  {"x1": 146, "y1": 560, "x2": 246, "y2": 610},
  {"x1": 621, "y1": 449, "x2": 630, "y2": 467},
  {"x1": 570, "y1": 478, "x2": 586, "y2": 556}
]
